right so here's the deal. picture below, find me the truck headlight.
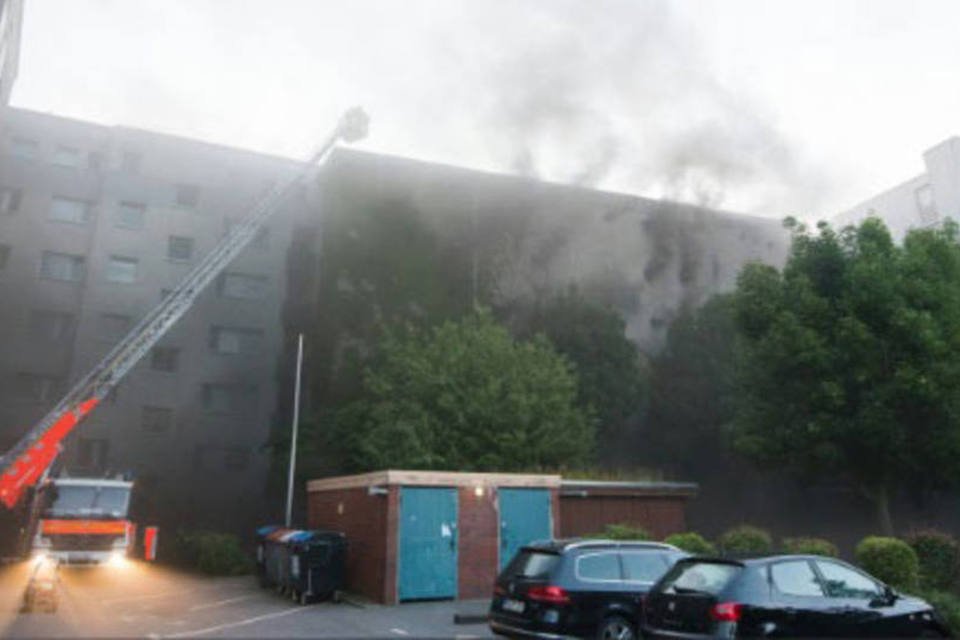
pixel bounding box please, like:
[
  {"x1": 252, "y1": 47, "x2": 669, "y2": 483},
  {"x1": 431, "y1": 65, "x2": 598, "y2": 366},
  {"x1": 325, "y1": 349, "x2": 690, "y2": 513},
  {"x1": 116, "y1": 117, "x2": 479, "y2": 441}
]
[{"x1": 107, "y1": 551, "x2": 128, "y2": 569}]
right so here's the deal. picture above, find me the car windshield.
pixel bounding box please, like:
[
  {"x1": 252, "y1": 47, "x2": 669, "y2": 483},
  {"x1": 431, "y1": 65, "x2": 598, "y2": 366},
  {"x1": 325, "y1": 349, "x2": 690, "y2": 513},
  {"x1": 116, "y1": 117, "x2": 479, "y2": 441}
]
[
  {"x1": 43, "y1": 485, "x2": 131, "y2": 519},
  {"x1": 502, "y1": 550, "x2": 561, "y2": 580},
  {"x1": 659, "y1": 561, "x2": 742, "y2": 596}
]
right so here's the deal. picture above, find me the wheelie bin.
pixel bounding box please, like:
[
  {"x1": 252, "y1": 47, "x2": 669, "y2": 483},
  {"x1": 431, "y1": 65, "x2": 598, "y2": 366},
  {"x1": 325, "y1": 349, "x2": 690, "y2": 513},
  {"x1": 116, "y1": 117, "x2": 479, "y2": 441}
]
[{"x1": 285, "y1": 530, "x2": 347, "y2": 605}]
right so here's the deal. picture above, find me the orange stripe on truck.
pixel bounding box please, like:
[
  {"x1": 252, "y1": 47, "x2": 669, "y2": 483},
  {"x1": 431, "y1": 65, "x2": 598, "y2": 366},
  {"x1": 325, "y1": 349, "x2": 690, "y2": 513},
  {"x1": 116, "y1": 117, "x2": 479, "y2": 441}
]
[{"x1": 41, "y1": 519, "x2": 128, "y2": 535}]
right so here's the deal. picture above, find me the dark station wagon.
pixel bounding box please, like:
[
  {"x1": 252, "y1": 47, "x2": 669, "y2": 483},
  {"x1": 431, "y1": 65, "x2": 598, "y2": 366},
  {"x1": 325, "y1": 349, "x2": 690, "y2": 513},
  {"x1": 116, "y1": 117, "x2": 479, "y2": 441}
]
[
  {"x1": 643, "y1": 555, "x2": 951, "y2": 638},
  {"x1": 489, "y1": 539, "x2": 686, "y2": 640}
]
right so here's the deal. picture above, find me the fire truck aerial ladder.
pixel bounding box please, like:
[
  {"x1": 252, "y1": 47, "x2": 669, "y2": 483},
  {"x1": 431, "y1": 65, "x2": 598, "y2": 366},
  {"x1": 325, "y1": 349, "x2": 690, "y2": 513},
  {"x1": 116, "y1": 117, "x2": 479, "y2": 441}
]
[{"x1": 0, "y1": 108, "x2": 369, "y2": 518}]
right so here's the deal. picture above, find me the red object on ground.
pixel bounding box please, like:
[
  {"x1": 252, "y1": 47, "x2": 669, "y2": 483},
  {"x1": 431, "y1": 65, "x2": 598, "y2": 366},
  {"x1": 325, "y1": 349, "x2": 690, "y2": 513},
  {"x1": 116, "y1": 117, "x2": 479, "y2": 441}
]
[
  {"x1": 144, "y1": 526, "x2": 158, "y2": 561},
  {"x1": 0, "y1": 397, "x2": 100, "y2": 509}
]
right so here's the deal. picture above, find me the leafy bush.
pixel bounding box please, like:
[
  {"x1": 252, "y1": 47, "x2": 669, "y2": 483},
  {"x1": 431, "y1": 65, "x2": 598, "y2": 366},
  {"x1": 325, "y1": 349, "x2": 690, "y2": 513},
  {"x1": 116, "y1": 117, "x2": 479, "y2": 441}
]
[
  {"x1": 781, "y1": 537, "x2": 838, "y2": 557},
  {"x1": 913, "y1": 589, "x2": 960, "y2": 636},
  {"x1": 169, "y1": 530, "x2": 252, "y2": 576},
  {"x1": 601, "y1": 523, "x2": 652, "y2": 540},
  {"x1": 664, "y1": 532, "x2": 716, "y2": 555},
  {"x1": 718, "y1": 525, "x2": 773, "y2": 555},
  {"x1": 905, "y1": 529, "x2": 960, "y2": 591},
  {"x1": 855, "y1": 536, "x2": 919, "y2": 591}
]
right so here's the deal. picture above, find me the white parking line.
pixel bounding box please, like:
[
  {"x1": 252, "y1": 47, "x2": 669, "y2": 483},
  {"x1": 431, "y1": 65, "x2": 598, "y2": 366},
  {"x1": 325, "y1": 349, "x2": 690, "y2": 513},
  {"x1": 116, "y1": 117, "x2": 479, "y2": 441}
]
[
  {"x1": 391, "y1": 628, "x2": 410, "y2": 636},
  {"x1": 188, "y1": 594, "x2": 257, "y2": 611},
  {"x1": 103, "y1": 590, "x2": 195, "y2": 605},
  {"x1": 158, "y1": 606, "x2": 309, "y2": 638}
]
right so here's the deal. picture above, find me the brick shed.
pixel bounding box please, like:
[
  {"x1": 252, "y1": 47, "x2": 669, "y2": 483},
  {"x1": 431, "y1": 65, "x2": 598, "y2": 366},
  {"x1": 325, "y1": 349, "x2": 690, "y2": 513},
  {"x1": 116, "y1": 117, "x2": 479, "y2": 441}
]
[
  {"x1": 558, "y1": 480, "x2": 699, "y2": 539},
  {"x1": 306, "y1": 470, "x2": 697, "y2": 604}
]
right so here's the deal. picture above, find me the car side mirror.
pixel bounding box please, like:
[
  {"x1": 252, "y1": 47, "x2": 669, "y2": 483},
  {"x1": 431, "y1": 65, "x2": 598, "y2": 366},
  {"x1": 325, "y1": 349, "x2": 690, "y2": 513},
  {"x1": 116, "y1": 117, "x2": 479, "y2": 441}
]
[{"x1": 870, "y1": 586, "x2": 898, "y2": 608}]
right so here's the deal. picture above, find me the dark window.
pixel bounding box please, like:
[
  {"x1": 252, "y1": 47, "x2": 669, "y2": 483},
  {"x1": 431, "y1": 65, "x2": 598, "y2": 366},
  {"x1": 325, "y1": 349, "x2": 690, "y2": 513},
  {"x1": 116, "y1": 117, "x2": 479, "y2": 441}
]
[
  {"x1": 29, "y1": 310, "x2": 75, "y2": 342},
  {"x1": 141, "y1": 406, "x2": 173, "y2": 432},
  {"x1": 1, "y1": 187, "x2": 22, "y2": 214},
  {"x1": 0, "y1": 244, "x2": 9, "y2": 269},
  {"x1": 223, "y1": 448, "x2": 249, "y2": 471},
  {"x1": 771, "y1": 561, "x2": 825, "y2": 597},
  {"x1": 99, "y1": 313, "x2": 132, "y2": 341},
  {"x1": 40, "y1": 251, "x2": 85, "y2": 282},
  {"x1": 220, "y1": 273, "x2": 268, "y2": 299},
  {"x1": 77, "y1": 438, "x2": 109, "y2": 469},
  {"x1": 502, "y1": 551, "x2": 561, "y2": 580},
  {"x1": 115, "y1": 201, "x2": 146, "y2": 229},
  {"x1": 816, "y1": 561, "x2": 882, "y2": 599},
  {"x1": 167, "y1": 236, "x2": 194, "y2": 261},
  {"x1": 150, "y1": 347, "x2": 179, "y2": 372},
  {"x1": 121, "y1": 151, "x2": 142, "y2": 173},
  {"x1": 175, "y1": 183, "x2": 200, "y2": 208},
  {"x1": 48, "y1": 197, "x2": 90, "y2": 224},
  {"x1": 621, "y1": 551, "x2": 671, "y2": 584},
  {"x1": 577, "y1": 552, "x2": 622, "y2": 581},
  {"x1": 209, "y1": 326, "x2": 264, "y2": 355},
  {"x1": 106, "y1": 255, "x2": 138, "y2": 283}
]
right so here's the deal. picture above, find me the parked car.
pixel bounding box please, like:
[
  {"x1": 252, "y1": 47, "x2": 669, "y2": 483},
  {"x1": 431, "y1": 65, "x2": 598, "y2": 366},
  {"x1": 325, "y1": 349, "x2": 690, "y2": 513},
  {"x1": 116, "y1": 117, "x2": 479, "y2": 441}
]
[
  {"x1": 488, "y1": 538, "x2": 685, "y2": 640},
  {"x1": 643, "y1": 555, "x2": 951, "y2": 638}
]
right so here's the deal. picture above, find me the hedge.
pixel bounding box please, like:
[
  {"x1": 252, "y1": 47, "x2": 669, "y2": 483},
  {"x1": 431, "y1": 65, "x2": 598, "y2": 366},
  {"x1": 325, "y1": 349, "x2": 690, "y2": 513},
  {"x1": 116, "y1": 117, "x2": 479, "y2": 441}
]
[
  {"x1": 168, "y1": 530, "x2": 252, "y2": 576},
  {"x1": 855, "y1": 536, "x2": 919, "y2": 591},
  {"x1": 781, "y1": 537, "x2": 838, "y2": 557},
  {"x1": 663, "y1": 532, "x2": 716, "y2": 555},
  {"x1": 718, "y1": 525, "x2": 773, "y2": 555},
  {"x1": 905, "y1": 529, "x2": 960, "y2": 591},
  {"x1": 597, "y1": 523, "x2": 651, "y2": 540}
]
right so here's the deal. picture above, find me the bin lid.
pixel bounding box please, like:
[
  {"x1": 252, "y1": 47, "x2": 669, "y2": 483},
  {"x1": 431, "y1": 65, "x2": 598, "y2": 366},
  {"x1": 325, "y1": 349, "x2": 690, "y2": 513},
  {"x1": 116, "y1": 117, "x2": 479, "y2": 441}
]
[{"x1": 256, "y1": 524, "x2": 282, "y2": 538}]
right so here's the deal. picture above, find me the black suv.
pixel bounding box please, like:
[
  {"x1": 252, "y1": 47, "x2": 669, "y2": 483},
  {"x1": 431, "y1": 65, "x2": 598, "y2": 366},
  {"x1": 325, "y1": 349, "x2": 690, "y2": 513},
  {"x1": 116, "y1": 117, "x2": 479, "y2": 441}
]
[
  {"x1": 643, "y1": 555, "x2": 951, "y2": 638},
  {"x1": 489, "y1": 539, "x2": 685, "y2": 640}
]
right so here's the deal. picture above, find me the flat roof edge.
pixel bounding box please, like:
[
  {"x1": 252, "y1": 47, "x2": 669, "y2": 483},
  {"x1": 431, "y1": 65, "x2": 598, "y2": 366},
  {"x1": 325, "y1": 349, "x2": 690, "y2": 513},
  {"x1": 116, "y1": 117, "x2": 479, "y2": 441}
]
[
  {"x1": 307, "y1": 470, "x2": 563, "y2": 492},
  {"x1": 560, "y1": 479, "x2": 699, "y2": 495}
]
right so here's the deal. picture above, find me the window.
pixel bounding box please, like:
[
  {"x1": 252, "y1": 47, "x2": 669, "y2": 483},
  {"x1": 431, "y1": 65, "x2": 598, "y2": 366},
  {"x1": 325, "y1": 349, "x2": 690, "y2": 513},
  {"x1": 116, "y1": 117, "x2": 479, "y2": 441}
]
[
  {"x1": 29, "y1": 310, "x2": 75, "y2": 342},
  {"x1": 916, "y1": 184, "x2": 937, "y2": 224},
  {"x1": 771, "y1": 561, "x2": 825, "y2": 597},
  {"x1": 99, "y1": 313, "x2": 131, "y2": 341},
  {"x1": 106, "y1": 255, "x2": 138, "y2": 283},
  {"x1": 209, "y1": 326, "x2": 264, "y2": 355},
  {"x1": 150, "y1": 347, "x2": 179, "y2": 372},
  {"x1": 12, "y1": 373, "x2": 61, "y2": 402},
  {"x1": 816, "y1": 561, "x2": 882, "y2": 599},
  {"x1": 224, "y1": 218, "x2": 269, "y2": 249},
  {"x1": 115, "y1": 201, "x2": 145, "y2": 229},
  {"x1": 576, "y1": 552, "x2": 622, "y2": 582},
  {"x1": 141, "y1": 406, "x2": 173, "y2": 432},
  {"x1": 48, "y1": 197, "x2": 90, "y2": 224},
  {"x1": 201, "y1": 383, "x2": 256, "y2": 413},
  {"x1": 53, "y1": 146, "x2": 81, "y2": 168},
  {"x1": 10, "y1": 137, "x2": 37, "y2": 160},
  {"x1": 621, "y1": 552, "x2": 671, "y2": 584},
  {"x1": 223, "y1": 448, "x2": 250, "y2": 471},
  {"x1": 220, "y1": 273, "x2": 268, "y2": 299},
  {"x1": 502, "y1": 551, "x2": 561, "y2": 580},
  {"x1": 40, "y1": 251, "x2": 85, "y2": 282},
  {"x1": 175, "y1": 183, "x2": 200, "y2": 208},
  {"x1": 1, "y1": 186, "x2": 22, "y2": 214},
  {"x1": 77, "y1": 438, "x2": 109, "y2": 470},
  {"x1": 0, "y1": 244, "x2": 9, "y2": 269},
  {"x1": 167, "y1": 236, "x2": 194, "y2": 261},
  {"x1": 121, "y1": 151, "x2": 141, "y2": 174},
  {"x1": 660, "y1": 562, "x2": 742, "y2": 596}
]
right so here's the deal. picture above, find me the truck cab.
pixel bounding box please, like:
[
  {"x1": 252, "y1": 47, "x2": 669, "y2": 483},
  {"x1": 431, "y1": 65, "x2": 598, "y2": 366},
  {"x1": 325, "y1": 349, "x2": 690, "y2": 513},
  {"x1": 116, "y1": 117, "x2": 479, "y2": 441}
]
[{"x1": 33, "y1": 477, "x2": 134, "y2": 565}]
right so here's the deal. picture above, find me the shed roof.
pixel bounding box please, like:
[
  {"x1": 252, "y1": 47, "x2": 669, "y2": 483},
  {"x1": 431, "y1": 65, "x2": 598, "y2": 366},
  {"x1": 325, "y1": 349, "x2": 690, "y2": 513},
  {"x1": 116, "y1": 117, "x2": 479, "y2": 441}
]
[
  {"x1": 560, "y1": 479, "x2": 699, "y2": 497},
  {"x1": 307, "y1": 470, "x2": 563, "y2": 492}
]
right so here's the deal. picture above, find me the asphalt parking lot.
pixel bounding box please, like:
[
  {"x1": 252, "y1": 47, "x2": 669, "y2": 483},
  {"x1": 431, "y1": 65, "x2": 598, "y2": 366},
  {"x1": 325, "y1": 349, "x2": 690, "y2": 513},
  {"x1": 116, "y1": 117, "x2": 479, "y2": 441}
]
[{"x1": 0, "y1": 560, "x2": 494, "y2": 638}]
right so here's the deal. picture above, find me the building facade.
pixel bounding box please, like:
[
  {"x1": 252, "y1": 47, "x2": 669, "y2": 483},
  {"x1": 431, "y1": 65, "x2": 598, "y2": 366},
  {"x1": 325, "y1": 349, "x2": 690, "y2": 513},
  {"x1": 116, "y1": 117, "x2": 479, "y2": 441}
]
[
  {"x1": 0, "y1": 0, "x2": 23, "y2": 105},
  {"x1": 834, "y1": 137, "x2": 960, "y2": 240},
  {"x1": 0, "y1": 106, "x2": 309, "y2": 531}
]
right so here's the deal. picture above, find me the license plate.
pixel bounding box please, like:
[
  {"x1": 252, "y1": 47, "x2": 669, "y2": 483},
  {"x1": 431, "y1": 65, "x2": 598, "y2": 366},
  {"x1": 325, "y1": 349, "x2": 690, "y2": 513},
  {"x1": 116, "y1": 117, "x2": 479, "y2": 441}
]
[{"x1": 502, "y1": 598, "x2": 525, "y2": 613}]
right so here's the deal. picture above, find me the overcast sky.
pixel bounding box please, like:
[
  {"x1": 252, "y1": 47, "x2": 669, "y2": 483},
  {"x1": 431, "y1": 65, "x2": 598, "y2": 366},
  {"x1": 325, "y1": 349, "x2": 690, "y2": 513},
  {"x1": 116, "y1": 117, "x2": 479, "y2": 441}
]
[{"x1": 11, "y1": 0, "x2": 960, "y2": 218}]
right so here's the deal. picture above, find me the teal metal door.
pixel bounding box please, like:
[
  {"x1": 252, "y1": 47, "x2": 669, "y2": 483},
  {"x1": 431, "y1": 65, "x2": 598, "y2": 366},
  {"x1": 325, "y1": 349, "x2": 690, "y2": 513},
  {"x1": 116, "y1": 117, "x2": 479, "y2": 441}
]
[
  {"x1": 398, "y1": 487, "x2": 458, "y2": 601},
  {"x1": 499, "y1": 488, "x2": 552, "y2": 569}
]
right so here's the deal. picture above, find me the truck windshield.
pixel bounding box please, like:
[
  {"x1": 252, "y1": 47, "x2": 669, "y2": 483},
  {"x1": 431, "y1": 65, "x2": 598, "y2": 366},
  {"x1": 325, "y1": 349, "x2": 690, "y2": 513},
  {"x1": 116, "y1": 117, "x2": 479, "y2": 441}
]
[{"x1": 43, "y1": 485, "x2": 131, "y2": 519}]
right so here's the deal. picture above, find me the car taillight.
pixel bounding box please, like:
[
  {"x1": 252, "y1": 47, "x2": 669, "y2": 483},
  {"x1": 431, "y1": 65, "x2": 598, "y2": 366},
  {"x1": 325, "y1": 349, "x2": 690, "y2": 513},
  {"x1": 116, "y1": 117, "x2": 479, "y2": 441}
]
[
  {"x1": 710, "y1": 602, "x2": 743, "y2": 622},
  {"x1": 493, "y1": 584, "x2": 506, "y2": 596},
  {"x1": 526, "y1": 585, "x2": 571, "y2": 605}
]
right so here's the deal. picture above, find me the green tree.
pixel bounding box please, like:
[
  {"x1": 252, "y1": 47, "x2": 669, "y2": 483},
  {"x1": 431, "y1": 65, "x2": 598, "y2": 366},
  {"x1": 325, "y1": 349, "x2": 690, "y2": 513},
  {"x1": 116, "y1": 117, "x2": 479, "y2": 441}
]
[
  {"x1": 732, "y1": 217, "x2": 960, "y2": 534},
  {"x1": 334, "y1": 309, "x2": 595, "y2": 471},
  {"x1": 524, "y1": 290, "x2": 646, "y2": 451}
]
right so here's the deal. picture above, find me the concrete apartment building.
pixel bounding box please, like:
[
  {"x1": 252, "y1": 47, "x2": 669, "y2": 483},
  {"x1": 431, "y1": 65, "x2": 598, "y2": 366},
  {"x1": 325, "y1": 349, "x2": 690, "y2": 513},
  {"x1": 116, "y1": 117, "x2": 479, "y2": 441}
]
[
  {"x1": 0, "y1": 0, "x2": 22, "y2": 105},
  {"x1": 834, "y1": 137, "x2": 960, "y2": 240},
  {"x1": 0, "y1": 106, "x2": 309, "y2": 530}
]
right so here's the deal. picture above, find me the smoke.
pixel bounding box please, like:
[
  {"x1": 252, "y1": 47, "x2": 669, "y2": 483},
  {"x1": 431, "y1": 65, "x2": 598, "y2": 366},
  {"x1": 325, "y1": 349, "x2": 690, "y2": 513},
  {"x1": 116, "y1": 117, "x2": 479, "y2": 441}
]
[{"x1": 430, "y1": 0, "x2": 832, "y2": 215}]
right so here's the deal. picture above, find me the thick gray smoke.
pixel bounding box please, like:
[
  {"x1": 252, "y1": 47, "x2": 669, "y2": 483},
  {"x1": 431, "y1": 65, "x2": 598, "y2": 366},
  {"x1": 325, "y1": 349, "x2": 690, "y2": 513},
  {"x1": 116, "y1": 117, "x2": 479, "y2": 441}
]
[{"x1": 430, "y1": 0, "x2": 832, "y2": 215}]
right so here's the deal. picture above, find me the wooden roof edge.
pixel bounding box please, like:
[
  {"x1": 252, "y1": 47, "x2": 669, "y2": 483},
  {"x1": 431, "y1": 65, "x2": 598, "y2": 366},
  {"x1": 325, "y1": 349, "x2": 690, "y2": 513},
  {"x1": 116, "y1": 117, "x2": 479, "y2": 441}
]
[{"x1": 307, "y1": 469, "x2": 563, "y2": 492}]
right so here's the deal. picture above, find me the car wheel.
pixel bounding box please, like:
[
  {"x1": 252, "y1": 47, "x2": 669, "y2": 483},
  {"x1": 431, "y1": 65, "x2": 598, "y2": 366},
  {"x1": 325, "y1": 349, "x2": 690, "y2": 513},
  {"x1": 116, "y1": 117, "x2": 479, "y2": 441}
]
[{"x1": 597, "y1": 615, "x2": 636, "y2": 640}]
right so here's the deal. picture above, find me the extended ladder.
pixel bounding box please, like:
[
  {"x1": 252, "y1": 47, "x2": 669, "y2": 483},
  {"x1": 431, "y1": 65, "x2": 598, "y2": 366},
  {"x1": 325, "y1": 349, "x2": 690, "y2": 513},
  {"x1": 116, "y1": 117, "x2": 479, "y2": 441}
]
[{"x1": 0, "y1": 108, "x2": 369, "y2": 509}]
